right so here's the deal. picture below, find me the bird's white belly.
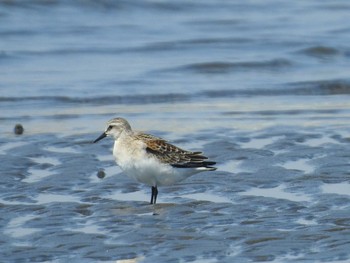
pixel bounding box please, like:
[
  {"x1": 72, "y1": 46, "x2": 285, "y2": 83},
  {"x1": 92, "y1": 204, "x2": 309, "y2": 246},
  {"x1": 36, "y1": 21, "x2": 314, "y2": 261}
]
[
  {"x1": 113, "y1": 142, "x2": 196, "y2": 186},
  {"x1": 119, "y1": 156, "x2": 195, "y2": 186}
]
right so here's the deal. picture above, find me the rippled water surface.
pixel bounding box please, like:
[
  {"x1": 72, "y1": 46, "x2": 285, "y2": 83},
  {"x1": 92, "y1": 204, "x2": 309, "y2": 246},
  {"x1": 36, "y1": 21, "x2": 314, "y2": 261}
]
[{"x1": 1, "y1": 1, "x2": 350, "y2": 262}]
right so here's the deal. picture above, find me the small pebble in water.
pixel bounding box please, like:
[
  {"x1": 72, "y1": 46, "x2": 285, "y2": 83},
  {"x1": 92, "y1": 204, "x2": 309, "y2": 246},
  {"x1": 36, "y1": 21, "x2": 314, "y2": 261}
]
[
  {"x1": 97, "y1": 170, "x2": 106, "y2": 179},
  {"x1": 14, "y1": 124, "x2": 24, "y2": 135}
]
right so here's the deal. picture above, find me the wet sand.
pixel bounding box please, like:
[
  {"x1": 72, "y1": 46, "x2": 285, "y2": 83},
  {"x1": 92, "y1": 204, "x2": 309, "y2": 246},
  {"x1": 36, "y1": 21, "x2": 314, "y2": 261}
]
[{"x1": 1, "y1": 125, "x2": 349, "y2": 262}]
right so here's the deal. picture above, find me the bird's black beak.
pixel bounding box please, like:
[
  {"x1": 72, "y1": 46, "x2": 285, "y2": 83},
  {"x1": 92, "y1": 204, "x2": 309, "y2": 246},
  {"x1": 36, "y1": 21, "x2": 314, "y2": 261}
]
[{"x1": 93, "y1": 132, "x2": 107, "y2": 143}]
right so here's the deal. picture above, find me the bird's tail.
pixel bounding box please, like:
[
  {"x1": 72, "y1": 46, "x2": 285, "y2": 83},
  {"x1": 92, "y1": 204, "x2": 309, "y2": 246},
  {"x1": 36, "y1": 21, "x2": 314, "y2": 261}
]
[{"x1": 172, "y1": 161, "x2": 217, "y2": 170}]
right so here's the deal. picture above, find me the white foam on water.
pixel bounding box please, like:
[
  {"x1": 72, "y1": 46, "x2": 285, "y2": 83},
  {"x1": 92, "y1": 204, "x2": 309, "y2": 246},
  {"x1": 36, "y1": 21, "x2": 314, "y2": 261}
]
[
  {"x1": 0, "y1": 141, "x2": 28, "y2": 154},
  {"x1": 240, "y1": 184, "x2": 312, "y2": 202},
  {"x1": 22, "y1": 168, "x2": 55, "y2": 183},
  {"x1": 240, "y1": 135, "x2": 284, "y2": 149},
  {"x1": 66, "y1": 221, "x2": 109, "y2": 236},
  {"x1": 304, "y1": 136, "x2": 340, "y2": 147},
  {"x1": 96, "y1": 154, "x2": 114, "y2": 162},
  {"x1": 0, "y1": 194, "x2": 82, "y2": 206},
  {"x1": 296, "y1": 218, "x2": 318, "y2": 226},
  {"x1": 240, "y1": 137, "x2": 273, "y2": 149},
  {"x1": 321, "y1": 182, "x2": 350, "y2": 196},
  {"x1": 4, "y1": 214, "x2": 40, "y2": 238},
  {"x1": 269, "y1": 252, "x2": 306, "y2": 262},
  {"x1": 334, "y1": 130, "x2": 350, "y2": 140},
  {"x1": 280, "y1": 159, "x2": 315, "y2": 174},
  {"x1": 30, "y1": 156, "x2": 61, "y2": 166},
  {"x1": 34, "y1": 193, "x2": 82, "y2": 204},
  {"x1": 225, "y1": 243, "x2": 242, "y2": 258},
  {"x1": 179, "y1": 257, "x2": 218, "y2": 263},
  {"x1": 218, "y1": 159, "x2": 244, "y2": 173},
  {"x1": 0, "y1": 198, "x2": 27, "y2": 205},
  {"x1": 45, "y1": 146, "x2": 79, "y2": 154},
  {"x1": 116, "y1": 257, "x2": 145, "y2": 263},
  {"x1": 182, "y1": 192, "x2": 233, "y2": 203}
]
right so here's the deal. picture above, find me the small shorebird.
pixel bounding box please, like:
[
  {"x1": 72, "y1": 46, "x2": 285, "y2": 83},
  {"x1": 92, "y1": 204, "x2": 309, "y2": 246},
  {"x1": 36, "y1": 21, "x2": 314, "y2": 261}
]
[{"x1": 93, "y1": 117, "x2": 217, "y2": 204}]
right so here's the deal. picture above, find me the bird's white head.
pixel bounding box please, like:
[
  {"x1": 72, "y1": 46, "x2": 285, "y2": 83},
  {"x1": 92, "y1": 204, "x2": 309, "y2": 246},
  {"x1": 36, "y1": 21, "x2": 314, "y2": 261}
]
[{"x1": 93, "y1": 117, "x2": 132, "y2": 143}]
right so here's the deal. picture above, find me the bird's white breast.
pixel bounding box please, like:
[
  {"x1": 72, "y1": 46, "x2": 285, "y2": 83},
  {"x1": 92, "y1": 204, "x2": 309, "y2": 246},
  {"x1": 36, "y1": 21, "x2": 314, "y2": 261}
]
[{"x1": 112, "y1": 136, "x2": 198, "y2": 187}]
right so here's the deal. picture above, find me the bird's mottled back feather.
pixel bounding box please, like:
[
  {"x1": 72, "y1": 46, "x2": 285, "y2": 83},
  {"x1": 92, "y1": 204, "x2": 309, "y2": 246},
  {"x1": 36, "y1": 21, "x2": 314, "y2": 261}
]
[{"x1": 135, "y1": 133, "x2": 216, "y2": 169}]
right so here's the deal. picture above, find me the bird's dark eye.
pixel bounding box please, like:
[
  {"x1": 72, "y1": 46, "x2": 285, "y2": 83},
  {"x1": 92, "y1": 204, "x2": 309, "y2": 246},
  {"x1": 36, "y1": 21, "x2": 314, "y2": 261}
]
[{"x1": 107, "y1": 125, "x2": 113, "y2": 131}]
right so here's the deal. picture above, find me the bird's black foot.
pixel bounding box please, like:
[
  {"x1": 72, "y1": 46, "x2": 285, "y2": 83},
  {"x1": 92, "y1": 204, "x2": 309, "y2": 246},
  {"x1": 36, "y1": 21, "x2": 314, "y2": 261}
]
[{"x1": 150, "y1": 186, "x2": 158, "y2": 204}]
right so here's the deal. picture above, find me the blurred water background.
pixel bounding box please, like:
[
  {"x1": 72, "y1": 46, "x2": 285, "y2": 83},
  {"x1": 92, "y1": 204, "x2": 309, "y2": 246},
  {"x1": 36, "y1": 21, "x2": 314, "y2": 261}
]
[{"x1": 1, "y1": 1, "x2": 350, "y2": 262}]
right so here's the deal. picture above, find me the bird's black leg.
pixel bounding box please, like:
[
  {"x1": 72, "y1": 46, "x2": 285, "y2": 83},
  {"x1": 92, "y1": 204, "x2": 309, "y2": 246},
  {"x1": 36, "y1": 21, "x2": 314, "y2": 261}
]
[
  {"x1": 153, "y1": 186, "x2": 158, "y2": 204},
  {"x1": 150, "y1": 186, "x2": 154, "y2": 204},
  {"x1": 150, "y1": 186, "x2": 158, "y2": 204}
]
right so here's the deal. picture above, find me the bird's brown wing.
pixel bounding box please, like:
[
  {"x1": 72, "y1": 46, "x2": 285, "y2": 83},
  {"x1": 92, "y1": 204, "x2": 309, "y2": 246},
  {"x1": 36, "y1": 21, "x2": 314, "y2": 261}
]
[{"x1": 136, "y1": 133, "x2": 216, "y2": 168}]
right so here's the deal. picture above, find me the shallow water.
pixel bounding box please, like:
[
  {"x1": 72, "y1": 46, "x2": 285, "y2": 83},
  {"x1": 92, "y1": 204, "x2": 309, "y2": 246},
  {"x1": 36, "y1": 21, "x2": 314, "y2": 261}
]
[
  {"x1": 1, "y1": 1, "x2": 350, "y2": 262},
  {"x1": 1, "y1": 128, "x2": 350, "y2": 262}
]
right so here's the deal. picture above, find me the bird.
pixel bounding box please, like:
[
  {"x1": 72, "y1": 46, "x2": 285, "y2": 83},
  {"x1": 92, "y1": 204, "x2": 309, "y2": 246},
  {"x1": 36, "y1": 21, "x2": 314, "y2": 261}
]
[{"x1": 93, "y1": 117, "x2": 217, "y2": 204}]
